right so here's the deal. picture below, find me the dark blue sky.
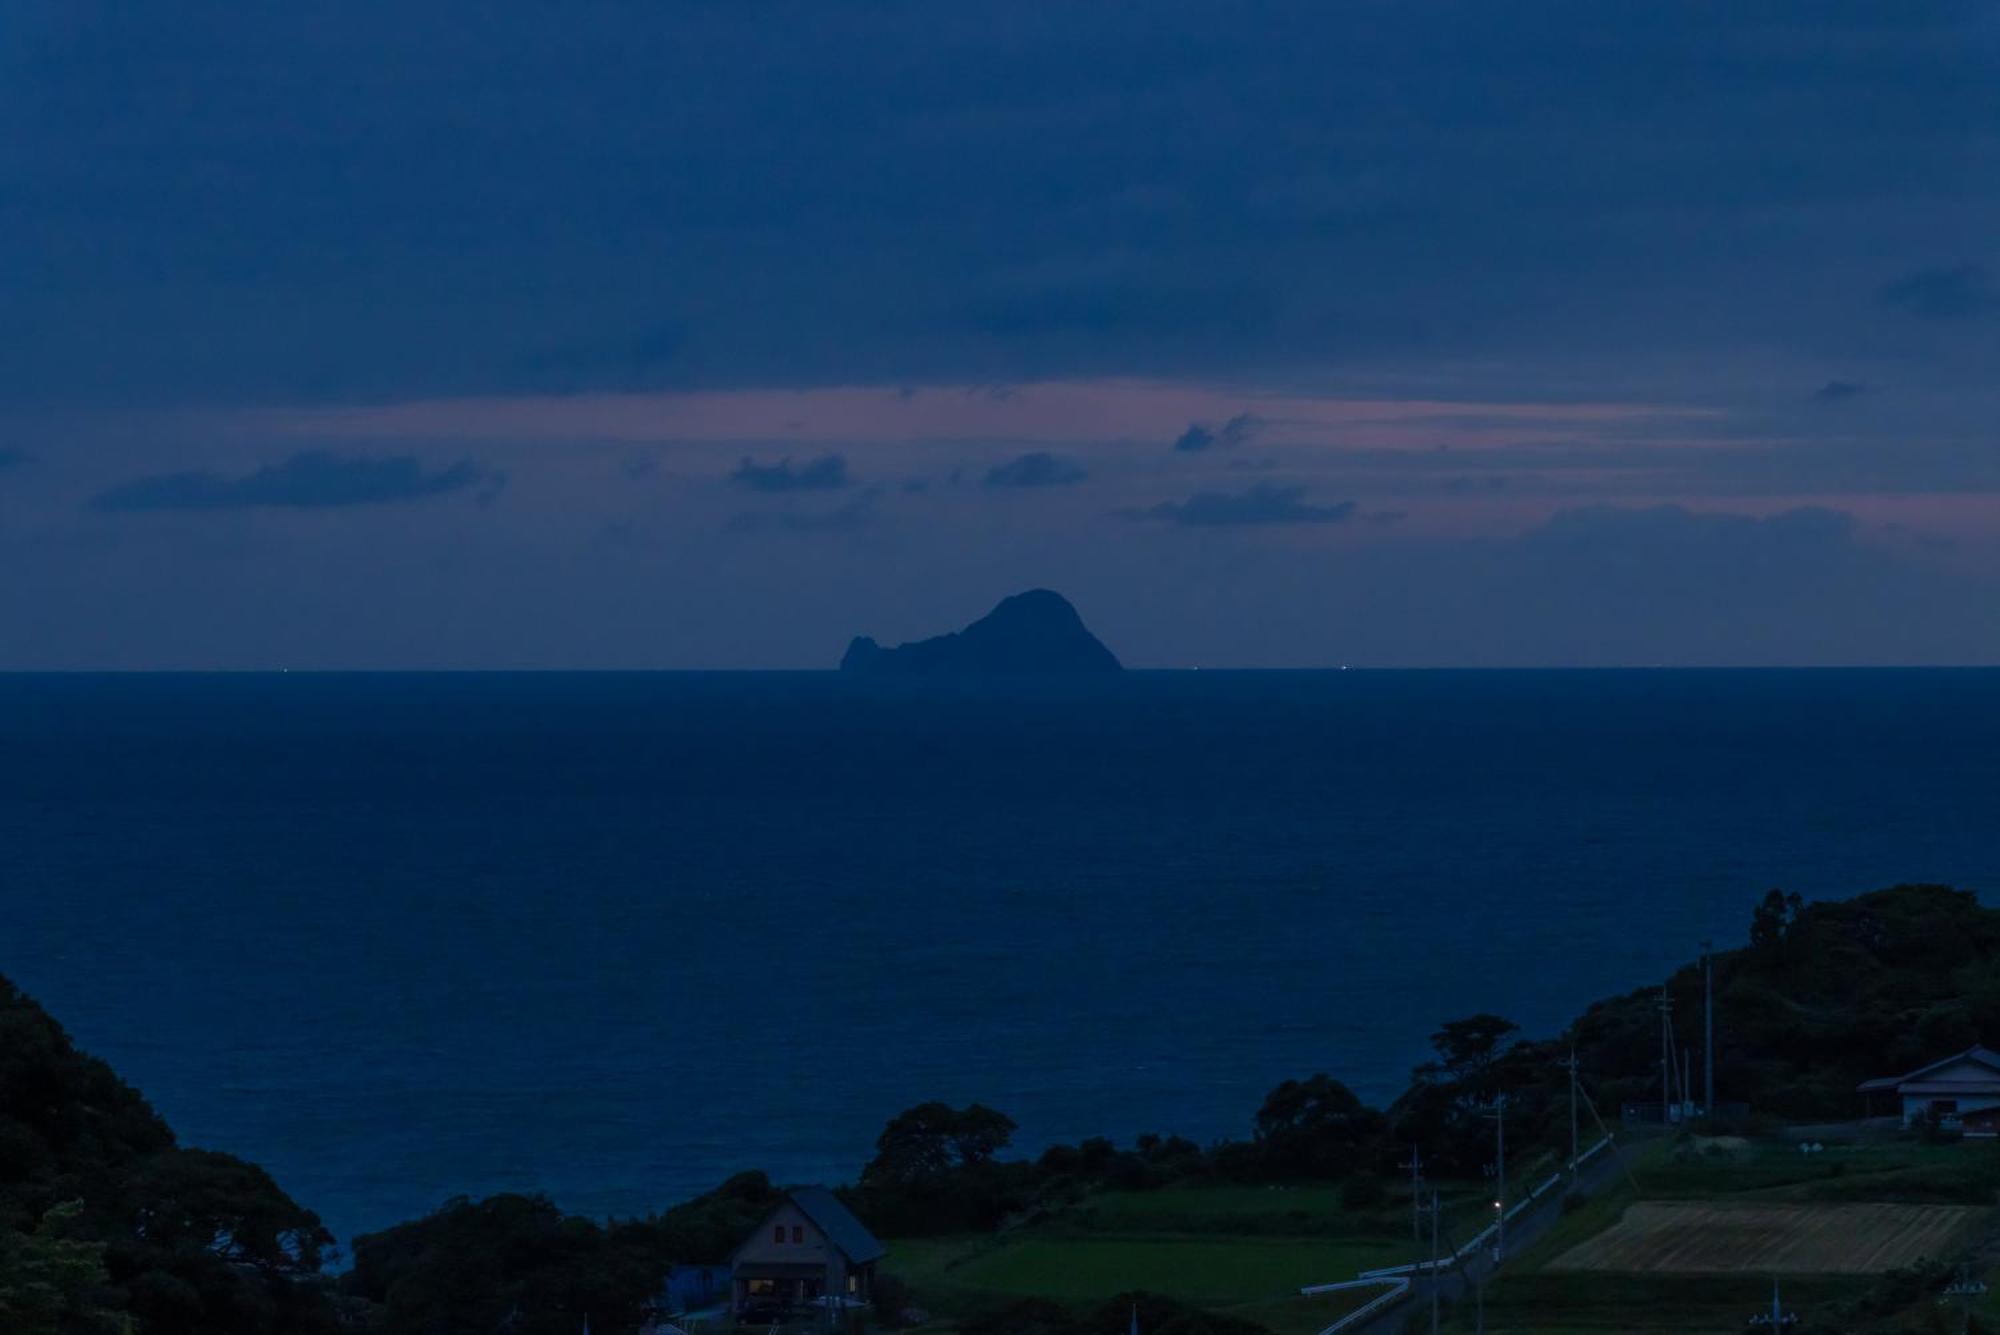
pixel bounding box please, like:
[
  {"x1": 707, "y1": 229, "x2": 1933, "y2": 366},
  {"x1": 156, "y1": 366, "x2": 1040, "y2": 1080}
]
[{"x1": 5, "y1": 2, "x2": 1999, "y2": 666}]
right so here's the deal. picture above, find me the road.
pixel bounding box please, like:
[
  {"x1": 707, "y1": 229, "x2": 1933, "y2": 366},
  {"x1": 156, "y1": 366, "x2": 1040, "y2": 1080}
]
[{"x1": 1343, "y1": 1139, "x2": 1634, "y2": 1335}]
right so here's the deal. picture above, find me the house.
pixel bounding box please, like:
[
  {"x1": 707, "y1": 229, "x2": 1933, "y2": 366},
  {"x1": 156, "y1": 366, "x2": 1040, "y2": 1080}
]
[
  {"x1": 729, "y1": 1187, "x2": 885, "y2": 1314},
  {"x1": 1858, "y1": 1044, "x2": 2000, "y2": 1128}
]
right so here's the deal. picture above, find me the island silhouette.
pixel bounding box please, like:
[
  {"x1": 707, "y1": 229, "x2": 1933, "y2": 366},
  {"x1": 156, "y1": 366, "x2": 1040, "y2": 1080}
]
[{"x1": 840, "y1": 589, "x2": 1122, "y2": 675}]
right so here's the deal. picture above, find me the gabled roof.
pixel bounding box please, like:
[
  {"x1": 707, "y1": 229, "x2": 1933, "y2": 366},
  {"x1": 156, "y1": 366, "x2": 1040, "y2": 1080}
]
[
  {"x1": 747, "y1": 1186, "x2": 884, "y2": 1266},
  {"x1": 1857, "y1": 1044, "x2": 2000, "y2": 1093}
]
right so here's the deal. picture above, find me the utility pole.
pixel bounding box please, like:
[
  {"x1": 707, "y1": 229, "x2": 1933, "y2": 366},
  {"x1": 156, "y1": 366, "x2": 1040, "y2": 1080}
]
[
  {"x1": 1701, "y1": 939, "x2": 1715, "y2": 1117},
  {"x1": 1486, "y1": 1095, "x2": 1507, "y2": 1261},
  {"x1": 1561, "y1": 1048, "x2": 1580, "y2": 1176},
  {"x1": 1657, "y1": 987, "x2": 1674, "y2": 1125},
  {"x1": 1423, "y1": 1188, "x2": 1441, "y2": 1335},
  {"x1": 1399, "y1": 1146, "x2": 1425, "y2": 1242}
]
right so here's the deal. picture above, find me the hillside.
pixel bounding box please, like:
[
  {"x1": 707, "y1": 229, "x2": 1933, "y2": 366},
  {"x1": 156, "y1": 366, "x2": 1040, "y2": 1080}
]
[
  {"x1": 0, "y1": 976, "x2": 337, "y2": 1335},
  {"x1": 1566, "y1": 883, "x2": 2000, "y2": 1119}
]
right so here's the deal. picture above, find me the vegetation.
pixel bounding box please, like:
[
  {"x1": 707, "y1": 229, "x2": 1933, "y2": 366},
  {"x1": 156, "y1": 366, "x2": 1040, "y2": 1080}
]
[
  {"x1": 12, "y1": 881, "x2": 2000, "y2": 1333},
  {"x1": 0, "y1": 976, "x2": 338, "y2": 1335},
  {"x1": 345, "y1": 1170, "x2": 784, "y2": 1334},
  {"x1": 1465, "y1": 1132, "x2": 1998, "y2": 1332},
  {"x1": 850, "y1": 1102, "x2": 1032, "y2": 1235},
  {"x1": 346, "y1": 1193, "x2": 658, "y2": 1335},
  {"x1": 958, "y1": 1292, "x2": 1274, "y2": 1335}
]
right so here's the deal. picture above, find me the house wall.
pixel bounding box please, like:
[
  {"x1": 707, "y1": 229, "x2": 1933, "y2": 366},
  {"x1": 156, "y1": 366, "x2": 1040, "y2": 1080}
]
[
  {"x1": 731, "y1": 1202, "x2": 848, "y2": 1309},
  {"x1": 1900, "y1": 1092, "x2": 2000, "y2": 1126},
  {"x1": 732, "y1": 1202, "x2": 830, "y2": 1268}
]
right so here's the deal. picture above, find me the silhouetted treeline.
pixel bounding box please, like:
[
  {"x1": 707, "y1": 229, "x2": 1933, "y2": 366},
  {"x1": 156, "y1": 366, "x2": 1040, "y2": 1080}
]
[
  {"x1": 8, "y1": 883, "x2": 1997, "y2": 1333},
  {"x1": 0, "y1": 977, "x2": 339, "y2": 1335},
  {"x1": 846, "y1": 884, "x2": 2000, "y2": 1234}
]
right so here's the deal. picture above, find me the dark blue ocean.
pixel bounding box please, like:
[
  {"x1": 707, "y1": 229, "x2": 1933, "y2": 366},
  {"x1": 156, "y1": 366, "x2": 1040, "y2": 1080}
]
[{"x1": 3, "y1": 671, "x2": 1997, "y2": 1251}]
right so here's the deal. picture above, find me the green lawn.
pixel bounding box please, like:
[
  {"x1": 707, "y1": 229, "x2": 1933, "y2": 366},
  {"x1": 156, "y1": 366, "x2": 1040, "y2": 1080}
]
[
  {"x1": 882, "y1": 1184, "x2": 1430, "y2": 1329},
  {"x1": 886, "y1": 1235, "x2": 1393, "y2": 1333},
  {"x1": 1076, "y1": 1184, "x2": 1496, "y2": 1241},
  {"x1": 1629, "y1": 1138, "x2": 2000, "y2": 1203},
  {"x1": 942, "y1": 1237, "x2": 1402, "y2": 1304}
]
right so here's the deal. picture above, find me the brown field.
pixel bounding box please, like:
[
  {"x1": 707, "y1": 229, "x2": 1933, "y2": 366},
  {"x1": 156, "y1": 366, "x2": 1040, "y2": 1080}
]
[{"x1": 1547, "y1": 1201, "x2": 1985, "y2": 1275}]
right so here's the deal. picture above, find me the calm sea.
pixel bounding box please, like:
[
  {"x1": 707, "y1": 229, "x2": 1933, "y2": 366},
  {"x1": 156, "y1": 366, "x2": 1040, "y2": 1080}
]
[{"x1": 2, "y1": 670, "x2": 1996, "y2": 1249}]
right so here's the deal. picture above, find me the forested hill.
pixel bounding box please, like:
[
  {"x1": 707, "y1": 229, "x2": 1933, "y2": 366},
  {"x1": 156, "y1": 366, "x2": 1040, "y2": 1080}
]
[
  {"x1": 4, "y1": 882, "x2": 1994, "y2": 1331},
  {"x1": 843, "y1": 884, "x2": 2000, "y2": 1234},
  {"x1": 1397, "y1": 884, "x2": 2000, "y2": 1183},
  {"x1": 1563, "y1": 883, "x2": 2000, "y2": 1119},
  {"x1": 0, "y1": 975, "x2": 338, "y2": 1335}
]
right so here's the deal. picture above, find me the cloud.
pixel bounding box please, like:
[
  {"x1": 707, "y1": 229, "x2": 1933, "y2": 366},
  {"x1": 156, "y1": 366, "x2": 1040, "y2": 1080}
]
[
  {"x1": 1879, "y1": 265, "x2": 1999, "y2": 320},
  {"x1": 1810, "y1": 380, "x2": 1868, "y2": 404},
  {"x1": 730, "y1": 454, "x2": 849, "y2": 492},
  {"x1": 4, "y1": 3, "x2": 1998, "y2": 414},
  {"x1": 726, "y1": 490, "x2": 878, "y2": 534},
  {"x1": 1521, "y1": 503, "x2": 1858, "y2": 559},
  {"x1": 1123, "y1": 481, "x2": 1355, "y2": 527},
  {"x1": 1172, "y1": 412, "x2": 1262, "y2": 452},
  {"x1": 984, "y1": 451, "x2": 1087, "y2": 487},
  {"x1": 88, "y1": 450, "x2": 499, "y2": 512}
]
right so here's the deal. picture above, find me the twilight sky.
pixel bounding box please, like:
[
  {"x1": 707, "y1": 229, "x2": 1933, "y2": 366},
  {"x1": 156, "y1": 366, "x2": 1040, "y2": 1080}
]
[{"x1": 5, "y1": 2, "x2": 2000, "y2": 668}]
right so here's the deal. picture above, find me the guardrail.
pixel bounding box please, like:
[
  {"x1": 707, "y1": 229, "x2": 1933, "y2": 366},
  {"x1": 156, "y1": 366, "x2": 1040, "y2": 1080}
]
[
  {"x1": 1302, "y1": 1133, "x2": 1619, "y2": 1324},
  {"x1": 1298, "y1": 1277, "x2": 1409, "y2": 1335}
]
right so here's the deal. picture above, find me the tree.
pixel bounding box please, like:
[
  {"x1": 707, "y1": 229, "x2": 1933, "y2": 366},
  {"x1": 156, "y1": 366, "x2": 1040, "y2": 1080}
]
[
  {"x1": 348, "y1": 1194, "x2": 659, "y2": 1335},
  {"x1": 861, "y1": 1103, "x2": 1018, "y2": 1188},
  {"x1": 0, "y1": 974, "x2": 339, "y2": 1335},
  {"x1": 1421, "y1": 1015, "x2": 1520, "y2": 1091},
  {"x1": 1749, "y1": 888, "x2": 1804, "y2": 954},
  {"x1": 1251, "y1": 1075, "x2": 1385, "y2": 1179},
  {"x1": 127, "y1": 1148, "x2": 332, "y2": 1276},
  {"x1": 0, "y1": 1202, "x2": 115, "y2": 1335},
  {"x1": 854, "y1": 1103, "x2": 1029, "y2": 1235}
]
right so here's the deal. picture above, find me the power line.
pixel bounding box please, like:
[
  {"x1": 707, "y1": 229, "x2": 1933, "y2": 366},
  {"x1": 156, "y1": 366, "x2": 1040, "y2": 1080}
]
[
  {"x1": 1484, "y1": 1096, "x2": 1507, "y2": 1262},
  {"x1": 1559, "y1": 1048, "x2": 1580, "y2": 1178},
  {"x1": 1399, "y1": 1146, "x2": 1425, "y2": 1243},
  {"x1": 1701, "y1": 939, "x2": 1716, "y2": 1116}
]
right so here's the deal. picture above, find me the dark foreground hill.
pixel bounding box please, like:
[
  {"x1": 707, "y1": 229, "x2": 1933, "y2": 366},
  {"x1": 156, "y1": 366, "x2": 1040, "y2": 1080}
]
[
  {"x1": 840, "y1": 589, "x2": 1122, "y2": 676},
  {"x1": 0, "y1": 976, "x2": 338, "y2": 1335}
]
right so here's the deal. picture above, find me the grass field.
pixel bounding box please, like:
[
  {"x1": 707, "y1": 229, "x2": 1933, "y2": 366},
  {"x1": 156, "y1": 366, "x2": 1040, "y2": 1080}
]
[
  {"x1": 881, "y1": 1183, "x2": 1440, "y2": 1332},
  {"x1": 1547, "y1": 1200, "x2": 1983, "y2": 1274},
  {"x1": 1072, "y1": 1185, "x2": 1494, "y2": 1239},
  {"x1": 931, "y1": 1237, "x2": 1401, "y2": 1302},
  {"x1": 887, "y1": 1233, "x2": 1389, "y2": 1334},
  {"x1": 888, "y1": 1232, "x2": 1406, "y2": 1299},
  {"x1": 1629, "y1": 1137, "x2": 2000, "y2": 1204}
]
